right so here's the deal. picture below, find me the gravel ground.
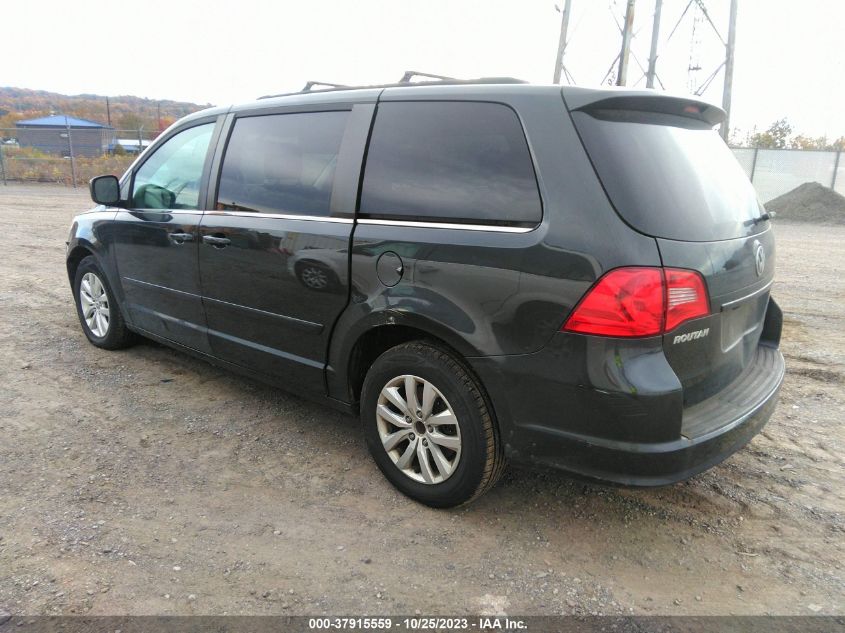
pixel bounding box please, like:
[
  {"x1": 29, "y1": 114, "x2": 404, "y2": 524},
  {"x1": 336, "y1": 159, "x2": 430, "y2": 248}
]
[{"x1": 0, "y1": 183, "x2": 843, "y2": 617}]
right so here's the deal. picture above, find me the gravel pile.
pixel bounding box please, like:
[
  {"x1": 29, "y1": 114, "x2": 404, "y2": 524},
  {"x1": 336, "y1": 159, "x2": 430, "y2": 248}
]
[{"x1": 765, "y1": 181, "x2": 845, "y2": 225}]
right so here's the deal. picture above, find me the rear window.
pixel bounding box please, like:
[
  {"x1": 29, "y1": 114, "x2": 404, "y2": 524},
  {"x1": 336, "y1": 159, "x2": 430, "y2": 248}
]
[
  {"x1": 572, "y1": 110, "x2": 765, "y2": 242},
  {"x1": 360, "y1": 101, "x2": 542, "y2": 227}
]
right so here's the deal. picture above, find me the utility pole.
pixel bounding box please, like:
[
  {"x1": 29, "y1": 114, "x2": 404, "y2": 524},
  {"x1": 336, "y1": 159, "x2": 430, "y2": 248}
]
[
  {"x1": 157, "y1": 102, "x2": 162, "y2": 131},
  {"x1": 646, "y1": 0, "x2": 663, "y2": 88},
  {"x1": 553, "y1": 0, "x2": 573, "y2": 84},
  {"x1": 65, "y1": 115, "x2": 77, "y2": 188},
  {"x1": 0, "y1": 141, "x2": 7, "y2": 186},
  {"x1": 720, "y1": 0, "x2": 738, "y2": 140},
  {"x1": 616, "y1": 0, "x2": 636, "y2": 86},
  {"x1": 106, "y1": 96, "x2": 111, "y2": 127}
]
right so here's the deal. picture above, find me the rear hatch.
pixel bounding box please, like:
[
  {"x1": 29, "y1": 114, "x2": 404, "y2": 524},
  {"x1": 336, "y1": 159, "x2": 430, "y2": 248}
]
[{"x1": 566, "y1": 90, "x2": 775, "y2": 407}]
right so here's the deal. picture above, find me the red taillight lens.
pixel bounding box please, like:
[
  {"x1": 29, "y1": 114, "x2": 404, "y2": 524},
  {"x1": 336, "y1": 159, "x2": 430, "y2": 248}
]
[
  {"x1": 562, "y1": 267, "x2": 665, "y2": 337},
  {"x1": 562, "y1": 267, "x2": 709, "y2": 338},
  {"x1": 664, "y1": 268, "x2": 710, "y2": 331}
]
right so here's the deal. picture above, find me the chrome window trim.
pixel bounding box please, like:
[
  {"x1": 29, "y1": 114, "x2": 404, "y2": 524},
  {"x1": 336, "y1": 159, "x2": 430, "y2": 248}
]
[
  {"x1": 122, "y1": 209, "x2": 206, "y2": 216},
  {"x1": 128, "y1": 209, "x2": 535, "y2": 230},
  {"x1": 205, "y1": 210, "x2": 354, "y2": 223},
  {"x1": 357, "y1": 218, "x2": 535, "y2": 233}
]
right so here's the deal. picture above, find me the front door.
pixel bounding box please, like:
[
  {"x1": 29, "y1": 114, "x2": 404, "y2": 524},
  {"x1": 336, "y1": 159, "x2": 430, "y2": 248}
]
[
  {"x1": 198, "y1": 105, "x2": 372, "y2": 394},
  {"x1": 112, "y1": 120, "x2": 217, "y2": 353}
]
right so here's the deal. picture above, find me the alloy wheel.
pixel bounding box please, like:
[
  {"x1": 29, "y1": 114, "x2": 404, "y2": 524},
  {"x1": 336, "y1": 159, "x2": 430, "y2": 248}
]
[
  {"x1": 376, "y1": 374, "x2": 462, "y2": 484},
  {"x1": 79, "y1": 272, "x2": 110, "y2": 338}
]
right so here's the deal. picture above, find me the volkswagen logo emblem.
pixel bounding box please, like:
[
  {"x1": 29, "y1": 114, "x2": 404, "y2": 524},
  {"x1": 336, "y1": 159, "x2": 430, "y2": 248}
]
[{"x1": 754, "y1": 241, "x2": 765, "y2": 277}]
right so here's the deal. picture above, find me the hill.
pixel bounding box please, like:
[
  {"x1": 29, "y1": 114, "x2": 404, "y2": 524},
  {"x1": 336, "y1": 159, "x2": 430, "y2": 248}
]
[{"x1": 0, "y1": 87, "x2": 212, "y2": 133}]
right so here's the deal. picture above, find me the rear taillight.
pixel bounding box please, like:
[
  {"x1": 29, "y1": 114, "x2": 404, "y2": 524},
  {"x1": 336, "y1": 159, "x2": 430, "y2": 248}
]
[
  {"x1": 663, "y1": 268, "x2": 710, "y2": 331},
  {"x1": 562, "y1": 268, "x2": 664, "y2": 337},
  {"x1": 562, "y1": 267, "x2": 709, "y2": 338}
]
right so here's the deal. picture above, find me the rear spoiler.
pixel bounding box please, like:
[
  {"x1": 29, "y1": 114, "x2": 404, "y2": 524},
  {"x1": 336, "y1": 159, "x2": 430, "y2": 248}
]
[{"x1": 562, "y1": 87, "x2": 725, "y2": 127}]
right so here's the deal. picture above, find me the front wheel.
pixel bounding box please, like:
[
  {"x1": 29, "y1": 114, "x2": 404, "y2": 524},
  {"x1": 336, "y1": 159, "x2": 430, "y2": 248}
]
[
  {"x1": 73, "y1": 256, "x2": 136, "y2": 350},
  {"x1": 361, "y1": 341, "x2": 505, "y2": 507}
]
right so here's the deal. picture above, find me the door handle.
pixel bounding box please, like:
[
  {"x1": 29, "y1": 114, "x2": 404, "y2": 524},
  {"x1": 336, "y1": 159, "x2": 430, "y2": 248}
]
[
  {"x1": 169, "y1": 232, "x2": 194, "y2": 244},
  {"x1": 202, "y1": 235, "x2": 231, "y2": 248}
]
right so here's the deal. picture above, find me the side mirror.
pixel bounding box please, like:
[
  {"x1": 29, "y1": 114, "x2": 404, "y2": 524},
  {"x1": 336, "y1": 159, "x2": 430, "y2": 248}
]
[{"x1": 89, "y1": 175, "x2": 121, "y2": 206}]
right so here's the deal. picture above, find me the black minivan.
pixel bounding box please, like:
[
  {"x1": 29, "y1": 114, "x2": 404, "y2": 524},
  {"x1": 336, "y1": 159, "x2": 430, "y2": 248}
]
[{"x1": 67, "y1": 79, "x2": 784, "y2": 507}]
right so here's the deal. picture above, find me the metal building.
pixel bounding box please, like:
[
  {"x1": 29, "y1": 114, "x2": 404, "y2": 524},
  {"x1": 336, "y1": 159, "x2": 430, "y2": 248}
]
[{"x1": 15, "y1": 115, "x2": 115, "y2": 157}]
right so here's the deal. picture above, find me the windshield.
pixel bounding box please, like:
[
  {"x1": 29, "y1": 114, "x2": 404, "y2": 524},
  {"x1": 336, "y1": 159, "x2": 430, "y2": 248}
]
[{"x1": 572, "y1": 110, "x2": 765, "y2": 242}]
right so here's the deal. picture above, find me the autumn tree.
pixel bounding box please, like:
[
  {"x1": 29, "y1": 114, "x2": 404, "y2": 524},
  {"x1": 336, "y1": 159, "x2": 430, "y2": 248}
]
[
  {"x1": 828, "y1": 137, "x2": 845, "y2": 151},
  {"x1": 117, "y1": 112, "x2": 147, "y2": 133},
  {"x1": 748, "y1": 119, "x2": 793, "y2": 148},
  {"x1": 790, "y1": 134, "x2": 830, "y2": 150}
]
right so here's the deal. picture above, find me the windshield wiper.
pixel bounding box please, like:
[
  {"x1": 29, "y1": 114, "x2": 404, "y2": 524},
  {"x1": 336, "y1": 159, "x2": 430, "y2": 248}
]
[{"x1": 747, "y1": 211, "x2": 776, "y2": 226}]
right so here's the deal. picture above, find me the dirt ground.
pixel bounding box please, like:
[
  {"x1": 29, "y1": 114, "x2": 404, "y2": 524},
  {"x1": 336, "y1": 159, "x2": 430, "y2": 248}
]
[
  {"x1": 0, "y1": 183, "x2": 842, "y2": 617},
  {"x1": 766, "y1": 181, "x2": 845, "y2": 225}
]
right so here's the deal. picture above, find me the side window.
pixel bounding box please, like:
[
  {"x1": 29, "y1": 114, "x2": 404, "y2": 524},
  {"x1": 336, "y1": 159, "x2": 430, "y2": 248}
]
[
  {"x1": 216, "y1": 111, "x2": 349, "y2": 217},
  {"x1": 360, "y1": 102, "x2": 542, "y2": 227},
  {"x1": 131, "y1": 123, "x2": 214, "y2": 210}
]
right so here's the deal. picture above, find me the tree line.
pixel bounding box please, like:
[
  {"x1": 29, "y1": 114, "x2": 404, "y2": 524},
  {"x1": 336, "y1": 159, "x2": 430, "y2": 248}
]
[
  {"x1": 0, "y1": 87, "x2": 209, "y2": 134},
  {"x1": 731, "y1": 118, "x2": 845, "y2": 151}
]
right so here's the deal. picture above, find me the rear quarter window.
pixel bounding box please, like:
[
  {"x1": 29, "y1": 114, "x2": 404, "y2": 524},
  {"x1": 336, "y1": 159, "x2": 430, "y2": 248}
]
[{"x1": 360, "y1": 101, "x2": 542, "y2": 227}]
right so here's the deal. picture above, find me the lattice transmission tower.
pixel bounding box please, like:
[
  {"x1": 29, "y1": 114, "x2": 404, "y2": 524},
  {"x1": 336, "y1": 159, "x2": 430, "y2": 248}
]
[{"x1": 552, "y1": 0, "x2": 739, "y2": 139}]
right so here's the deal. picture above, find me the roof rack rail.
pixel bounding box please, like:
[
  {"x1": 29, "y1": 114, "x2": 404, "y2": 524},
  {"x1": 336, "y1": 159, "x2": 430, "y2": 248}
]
[
  {"x1": 302, "y1": 81, "x2": 349, "y2": 92},
  {"x1": 398, "y1": 70, "x2": 457, "y2": 83},
  {"x1": 258, "y1": 75, "x2": 528, "y2": 100}
]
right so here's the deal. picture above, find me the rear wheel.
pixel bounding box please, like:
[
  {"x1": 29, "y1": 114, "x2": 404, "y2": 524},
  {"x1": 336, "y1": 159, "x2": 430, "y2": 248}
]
[
  {"x1": 73, "y1": 256, "x2": 136, "y2": 350},
  {"x1": 361, "y1": 341, "x2": 505, "y2": 507}
]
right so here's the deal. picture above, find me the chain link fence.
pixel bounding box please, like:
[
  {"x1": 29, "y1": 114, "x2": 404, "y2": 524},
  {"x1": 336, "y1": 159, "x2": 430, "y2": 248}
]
[
  {"x1": 1, "y1": 124, "x2": 842, "y2": 204},
  {"x1": 0, "y1": 127, "x2": 158, "y2": 187},
  {"x1": 732, "y1": 147, "x2": 844, "y2": 202}
]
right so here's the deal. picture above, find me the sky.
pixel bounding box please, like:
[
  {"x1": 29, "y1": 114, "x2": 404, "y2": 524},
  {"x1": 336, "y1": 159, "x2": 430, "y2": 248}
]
[{"x1": 4, "y1": 0, "x2": 842, "y2": 139}]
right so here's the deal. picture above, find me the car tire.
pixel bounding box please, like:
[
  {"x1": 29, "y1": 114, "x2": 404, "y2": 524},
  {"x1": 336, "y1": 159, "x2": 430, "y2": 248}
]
[
  {"x1": 73, "y1": 255, "x2": 136, "y2": 350},
  {"x1": 361, "y1": 341, "x2": 506, "y2": 507}
]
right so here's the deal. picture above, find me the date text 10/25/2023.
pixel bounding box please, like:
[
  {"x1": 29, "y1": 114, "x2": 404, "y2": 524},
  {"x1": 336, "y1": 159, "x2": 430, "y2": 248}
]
[{"x1": 307, "y1": 617, "x2": 528, "y2": 631}]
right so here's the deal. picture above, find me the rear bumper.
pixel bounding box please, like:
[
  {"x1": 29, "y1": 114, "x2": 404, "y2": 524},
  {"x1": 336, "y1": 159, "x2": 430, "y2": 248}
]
[
  {"x1": 469, "y1": 336, "x2": 784, "y2": 486},
  {"x1": 516, "y1": 365, "x2": 780, "y2": 486}
]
